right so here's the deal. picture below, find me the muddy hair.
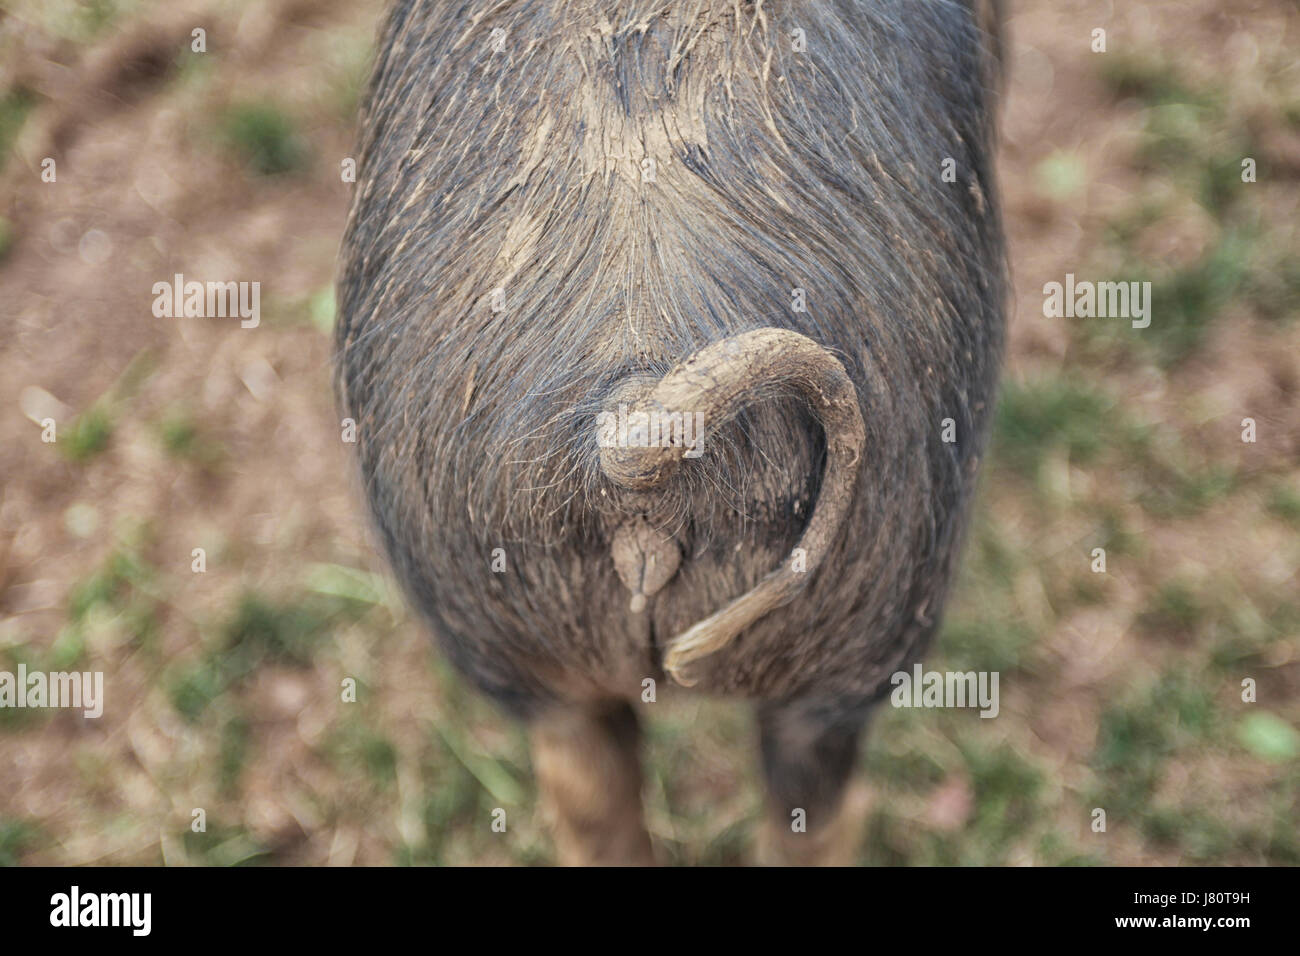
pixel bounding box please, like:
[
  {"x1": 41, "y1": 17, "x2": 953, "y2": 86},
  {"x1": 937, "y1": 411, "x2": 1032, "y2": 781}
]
[{"x1": 336, "y1": 0, "x2": 1005, "y2": 711}]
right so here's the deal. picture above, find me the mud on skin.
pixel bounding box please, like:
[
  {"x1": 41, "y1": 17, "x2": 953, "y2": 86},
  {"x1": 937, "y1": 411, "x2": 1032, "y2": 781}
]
[{"x1": 336, "y1": 0, "x2": 1006, "y2": 863}]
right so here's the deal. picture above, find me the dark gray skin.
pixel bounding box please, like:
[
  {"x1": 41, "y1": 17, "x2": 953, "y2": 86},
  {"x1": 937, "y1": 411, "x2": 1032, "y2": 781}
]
[{"x1": 337, "y1": 0, "x2": 1005, "y2": 862}]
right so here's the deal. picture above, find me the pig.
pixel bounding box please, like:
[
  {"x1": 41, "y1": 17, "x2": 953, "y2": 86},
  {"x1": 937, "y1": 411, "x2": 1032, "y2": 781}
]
[{"x1": 336, "y1": 0, "x2": 1006, "y2": 865}]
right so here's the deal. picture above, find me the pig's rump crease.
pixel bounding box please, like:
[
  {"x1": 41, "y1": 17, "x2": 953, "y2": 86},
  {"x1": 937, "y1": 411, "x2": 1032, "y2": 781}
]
[{"x1": 599, "y1": 328, "x2": 865, "y2": 684}]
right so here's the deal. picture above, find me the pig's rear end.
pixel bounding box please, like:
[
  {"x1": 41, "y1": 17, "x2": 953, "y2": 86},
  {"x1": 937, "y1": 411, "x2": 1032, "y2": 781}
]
[{"x1": 336, "y1": 0, "x2": 1005, "y2": 864}]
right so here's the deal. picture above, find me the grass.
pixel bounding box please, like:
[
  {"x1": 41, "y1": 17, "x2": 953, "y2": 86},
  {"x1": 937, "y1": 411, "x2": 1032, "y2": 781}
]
[
  {"x1": 169, "y1": 591, "x2": 365, "y2": 723},
  {"x1": 53, "y1": 351, "x2": 163, "y2": 463},
  {"x1": 1236, "y1": 712, "x2": 1300, "y2": 763},
  {"x1": 181, "y1": 823, "x2": 271, "y2": 867},
  {"x1": 1135, "y1": 459, "x2": 1237, "y2": 519},
  {"x1": 1087, "y1": 48, "x2": 1296, "y2": 370},
  {"x1": 0, "y1": 88, "x2": 35, "y2": 172},
  {"x1": 218, "y1": 715, "x2": 253, "y2": 794},
  {"x1": 1098, "y1": 54, "x2": 1197, "y2": 107},
  {"x1": 860, "y1": 723, "x2": 1056, "y2": 866},
  {"x1": 1, "y1": 538, "x2": 168, "y2": 690},
  {"x1": 0, "y1": 818, "x2": 41, "y2": 866},
  {"x1": 260, "y1": 287, "x2": 339, "y2": 333},
  {"x1": 862, "y1": 709, "x2": 948, "y2": 791},
  {"x1": 59, "y1": 406, "x2": 114, "y2": 461},
  {"x1": 1136, "y1": 580, "x2": 1204, "y2": 638},
  {"x1": 1089, "y1": 669, "x2": 1219, "y2": 823},
  {"x1": 991, "y1": 378, "x2": 1119, "y2": 481},
  {"x1": 398, "y1": 665, "x2": 542, "y2": 865},
  {"x1": 154, "y1": 407, "x2": 226, "y2": 468},
  {"x1": 72, "y1": 0, "x2": 120, "y2": 38},
  {"x1": 1242, "y1": 248, "x2": 1300, "y2": 324},
  {"x1": 1266, "y1": 483, "x2": 1300, "y2": 526},
  {"x1": 68, "y1": 547, "x2": 151, "y2": 622},
  {"x1": 938, "y1": 615, "x2": 1036, "y2": 674},
  {"x1": 326, "y1": 718, "x2": 399, "y2": 791},
  {"x1": 220, "y1": 102, "x2": 309, "y2": 176},
  {"x1": 1219, "y1": 595, "x2": 1278, "y2": 650},
  {"x1": 170, "y1": 655, "x2": 228, "y2": 724},
  {"x1": 65, "y1": 538, "x2": 160, "y2": 657},
  {"x1": 414, "y1": 756, "x2": 491, "y2": 865},
  {"x1": 221, "y1": 593, "x2": 332, "y2": 666},
  {"x1": 158, "y1": 411, "x2": 199, "y2": 457},
  {"x1": 1077, "y1": 231, "x2": 1257, "y2": 369},
  {"x1": 1139, "y1": 231, "x2": 1254, "y2": 364},
  {"x1": 987, "y1": 381, "x2": 1250, "y2": 520},
  {"x1": 983, "y1": 376, "x2": 1234, "y2": 526},
  {"x1": 15, "y1": 0, "x2": 126, "y2": 42},
  {"x1": 957, "y1": 740, "x2": 1047, "y2": 862}
]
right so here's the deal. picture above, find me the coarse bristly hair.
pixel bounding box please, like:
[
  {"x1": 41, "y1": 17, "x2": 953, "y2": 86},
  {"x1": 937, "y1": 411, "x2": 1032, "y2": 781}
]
[{"x1": 336, "y1": 0, "x2": 1006, "y2": 714}]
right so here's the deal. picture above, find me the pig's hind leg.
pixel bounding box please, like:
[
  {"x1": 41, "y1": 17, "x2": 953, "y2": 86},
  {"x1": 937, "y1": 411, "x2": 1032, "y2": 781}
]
[
  {"x1": 755, "y1": 696, "x2": 875, "y2": 866},
  {"x1": 529, "y1": 700, "x2": 655, "y2": 866}
]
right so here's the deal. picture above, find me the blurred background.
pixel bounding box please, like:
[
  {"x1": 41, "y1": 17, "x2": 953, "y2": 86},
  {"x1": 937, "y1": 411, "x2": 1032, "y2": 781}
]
[{"x1": 0, "y1": 0, "x2": 1296, "y2": 865}]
